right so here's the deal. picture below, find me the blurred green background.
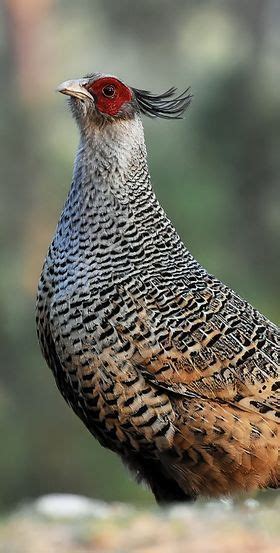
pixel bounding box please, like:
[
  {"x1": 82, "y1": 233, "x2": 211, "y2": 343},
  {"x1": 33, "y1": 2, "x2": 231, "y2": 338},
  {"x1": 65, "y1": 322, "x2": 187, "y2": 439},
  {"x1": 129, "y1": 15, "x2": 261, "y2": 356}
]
[{"x1": 0, "y1": 0, "x2": 279, "y2": 511}]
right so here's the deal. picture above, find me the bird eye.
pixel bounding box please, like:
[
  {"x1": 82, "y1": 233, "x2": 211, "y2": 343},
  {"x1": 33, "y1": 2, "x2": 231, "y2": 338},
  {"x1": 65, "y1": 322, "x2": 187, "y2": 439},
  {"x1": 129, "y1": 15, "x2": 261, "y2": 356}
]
[{"x1": 102, "y1": 85, "x2": 116, "y2": 98}]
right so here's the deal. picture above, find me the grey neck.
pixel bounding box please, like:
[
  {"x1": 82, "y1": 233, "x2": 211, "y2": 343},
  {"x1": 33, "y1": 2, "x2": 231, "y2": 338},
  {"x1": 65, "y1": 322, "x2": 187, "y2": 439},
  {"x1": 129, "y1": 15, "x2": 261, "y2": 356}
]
[
  {"x1": 53, "y1": 114, "x2": 194, "y2": 283},
  {"x1": 72, "y1": 115, "x2": 150, "y2": 200}
]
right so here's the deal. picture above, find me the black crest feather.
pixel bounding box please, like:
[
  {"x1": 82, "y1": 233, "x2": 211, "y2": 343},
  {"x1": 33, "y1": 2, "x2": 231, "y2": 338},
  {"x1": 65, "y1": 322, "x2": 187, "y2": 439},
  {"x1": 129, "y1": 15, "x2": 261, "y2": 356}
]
[{"x1": 132, "y1": 86, "x2": 192, "y2": 119}]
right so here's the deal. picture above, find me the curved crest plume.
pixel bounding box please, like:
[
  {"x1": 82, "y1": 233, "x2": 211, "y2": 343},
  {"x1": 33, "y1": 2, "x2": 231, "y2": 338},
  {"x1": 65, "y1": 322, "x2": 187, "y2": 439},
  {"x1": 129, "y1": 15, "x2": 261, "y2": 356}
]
[{"x1": 132, "y1": 85, "x2": 192, "y2": 119}]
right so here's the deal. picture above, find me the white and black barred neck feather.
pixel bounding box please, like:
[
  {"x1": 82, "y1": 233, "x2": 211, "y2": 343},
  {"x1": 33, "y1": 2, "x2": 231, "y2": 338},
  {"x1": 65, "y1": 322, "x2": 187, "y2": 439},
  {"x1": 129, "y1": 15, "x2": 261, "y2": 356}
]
[{"x1": 132, "y1": 86, "x2": 192, "y2": 119}]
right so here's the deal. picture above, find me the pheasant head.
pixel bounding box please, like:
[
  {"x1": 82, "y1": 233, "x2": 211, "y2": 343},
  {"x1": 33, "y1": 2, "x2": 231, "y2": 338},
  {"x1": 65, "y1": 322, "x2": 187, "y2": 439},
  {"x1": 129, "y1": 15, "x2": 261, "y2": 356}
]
[{"x1": 57, "y1": 72, "x2": 192, "y2": 131}]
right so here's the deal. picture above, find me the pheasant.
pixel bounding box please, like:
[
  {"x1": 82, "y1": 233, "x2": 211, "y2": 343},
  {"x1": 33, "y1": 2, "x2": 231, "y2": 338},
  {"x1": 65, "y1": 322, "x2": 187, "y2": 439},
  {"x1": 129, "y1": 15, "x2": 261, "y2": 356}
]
[{"x1": 36, "y1": 73, "x2": 280, "y2": 504}]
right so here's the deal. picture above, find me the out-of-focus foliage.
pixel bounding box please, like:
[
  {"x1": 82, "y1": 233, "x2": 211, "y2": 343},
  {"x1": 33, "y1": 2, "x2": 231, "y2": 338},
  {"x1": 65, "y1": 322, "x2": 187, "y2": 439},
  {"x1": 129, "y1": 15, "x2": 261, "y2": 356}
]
[{"x1": 0, "y1": 0, "x2": 279, "y2": 510}]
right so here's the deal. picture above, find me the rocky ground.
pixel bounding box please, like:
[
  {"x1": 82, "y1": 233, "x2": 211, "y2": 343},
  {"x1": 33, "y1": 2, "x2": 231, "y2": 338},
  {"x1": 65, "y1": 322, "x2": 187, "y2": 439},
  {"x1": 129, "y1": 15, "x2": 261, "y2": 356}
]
[{"x1": 0, "y1": 493, "x2": 279, "y2": 553}]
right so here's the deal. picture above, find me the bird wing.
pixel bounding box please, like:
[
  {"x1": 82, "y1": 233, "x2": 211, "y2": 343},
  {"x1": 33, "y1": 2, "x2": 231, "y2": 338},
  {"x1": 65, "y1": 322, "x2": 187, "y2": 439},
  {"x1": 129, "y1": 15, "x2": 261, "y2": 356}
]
[{"x1": 114, "y1": 275, "x2": 280, "y2": 422}]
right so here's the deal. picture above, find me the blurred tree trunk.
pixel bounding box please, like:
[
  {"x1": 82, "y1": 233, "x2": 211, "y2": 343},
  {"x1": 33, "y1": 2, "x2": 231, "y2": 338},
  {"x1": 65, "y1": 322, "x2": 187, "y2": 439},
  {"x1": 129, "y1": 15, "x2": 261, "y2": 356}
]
[
  {"x1": 4, "y1": 0, "x2": 58, "y2": 298},
  {"x1": 5, "y1": 0, "x2": 53, "y2": 101}
]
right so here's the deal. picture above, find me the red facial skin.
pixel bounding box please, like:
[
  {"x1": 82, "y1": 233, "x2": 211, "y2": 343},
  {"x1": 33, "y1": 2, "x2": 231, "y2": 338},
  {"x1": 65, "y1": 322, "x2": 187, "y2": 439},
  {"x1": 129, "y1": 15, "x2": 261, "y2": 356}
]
[{"x1": 87, "y1": 77, "x2": 132, "y2": 116}]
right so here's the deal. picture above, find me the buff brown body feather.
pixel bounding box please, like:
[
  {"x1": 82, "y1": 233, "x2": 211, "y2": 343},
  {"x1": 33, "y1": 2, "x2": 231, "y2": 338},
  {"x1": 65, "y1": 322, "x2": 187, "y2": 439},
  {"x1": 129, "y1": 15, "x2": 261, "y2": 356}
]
[{"x1": 36, "y1": 73, "x2": 279, "y2": 503}]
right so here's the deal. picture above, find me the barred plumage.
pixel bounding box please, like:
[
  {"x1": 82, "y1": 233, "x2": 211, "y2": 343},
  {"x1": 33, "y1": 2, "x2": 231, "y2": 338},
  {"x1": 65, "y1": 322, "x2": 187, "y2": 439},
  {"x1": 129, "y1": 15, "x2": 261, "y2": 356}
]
[{"x1": 36, "y1": 73, "x2": 280, "y2": 503}]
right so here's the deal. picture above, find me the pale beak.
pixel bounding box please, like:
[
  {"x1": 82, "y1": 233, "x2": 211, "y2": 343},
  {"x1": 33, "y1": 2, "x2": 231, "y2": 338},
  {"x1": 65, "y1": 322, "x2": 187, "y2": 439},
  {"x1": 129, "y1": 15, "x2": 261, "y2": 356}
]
[{"x1": 56, "y1": 79, "x2": 93, "y2": 101}]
